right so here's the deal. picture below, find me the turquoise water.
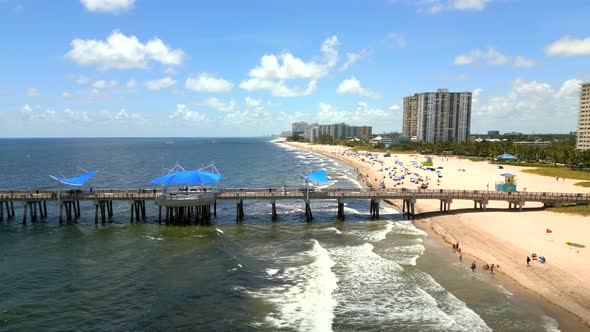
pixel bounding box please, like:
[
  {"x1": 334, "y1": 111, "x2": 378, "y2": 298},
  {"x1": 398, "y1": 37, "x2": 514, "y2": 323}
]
[{"x1": 0, "y1": 138, "x2": 585, "y2": 331}]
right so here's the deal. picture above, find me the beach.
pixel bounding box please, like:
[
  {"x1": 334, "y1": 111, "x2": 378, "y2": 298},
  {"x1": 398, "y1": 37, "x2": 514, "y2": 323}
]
[{"x1": 285, "y1": 141, "x2": 590, "y2": 327}]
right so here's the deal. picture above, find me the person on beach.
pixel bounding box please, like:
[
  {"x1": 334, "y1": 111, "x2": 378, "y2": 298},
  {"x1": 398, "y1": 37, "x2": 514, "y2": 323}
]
[
  {"x1": 471, "y1": 261, "x2": 476, "y2": 272},
  {"x1": 456, "y1": 242, "x2": 460, "y2": 250},
  {"x1": 491, "y1": 264, "x2": 495, "y2": 274},
  {"x1": 556, "y1": 177, "x2": 559, "y2": 182},
  {"x1": 527, "y1": 256, "x2": 531, "y2": 266},
  {"x1": 459, "y1": 254, "x2": 462, "y2": 262}
]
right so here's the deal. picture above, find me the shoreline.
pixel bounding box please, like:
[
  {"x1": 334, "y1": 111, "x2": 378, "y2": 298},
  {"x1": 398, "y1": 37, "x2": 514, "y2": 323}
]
[{"x1": 283, "y1": 141, "x2": 590, "y2": 328}]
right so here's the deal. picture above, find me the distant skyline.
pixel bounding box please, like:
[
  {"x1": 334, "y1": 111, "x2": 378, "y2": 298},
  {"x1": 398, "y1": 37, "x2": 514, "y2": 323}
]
[{"x1": 1, "y1": 0, "x2": 589, "y2": 137}]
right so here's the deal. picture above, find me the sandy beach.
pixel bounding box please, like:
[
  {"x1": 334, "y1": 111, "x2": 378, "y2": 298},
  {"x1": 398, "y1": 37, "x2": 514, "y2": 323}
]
[{"x1": 285, "y1": 141, "x2": 590, "y2": 327}]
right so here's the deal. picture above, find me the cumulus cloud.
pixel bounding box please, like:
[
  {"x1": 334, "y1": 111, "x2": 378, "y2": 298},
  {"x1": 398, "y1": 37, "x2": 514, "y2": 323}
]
[
  {"x1": 545, "y1": 35, "x2": 590, "y2": 56},
  {"x1": 473, "y1": 78, "x2": 582, "y2": 133},
  {"x1": 513, "y1": 56, "x2": 535, "y2": 68},
  {"x1": 454, "y1": 47, "x2": 509, "y2": 65},
  {"x1": 199, "y1": 97, "x2": 236, "y2": 113},
  {"x1": 169, "y1": 104, "x2": 207, "y2": 122},
  {"x1": 126, "y1": 78, "x2": 138, "y2": 88},
  {"x1": 26, "y1": 88, "x2": 40, "y2": 97},
  {"x1": 240, "y1": 79, "x2": 317, "y2": 97},
  {"x1": 185, "y1": 73, "x2": 233, "y2": 92},
  {"x1": 240, "y1": 36, "x2": 338, "y2": 97},
  {"x1": 389, "y1": 105, "x2": 401, "y2": 111},
  {"x1": 91, "y1": 79, "x2": 118, "y2": 89},
  {"x1": 80, "y1": 0, "x2": 134, "y2": 13},
  {"x1": 245, "y1": 97, "x2": 262, "y2": 107},
  {"x1": 386, "y1": 32, "x2": 406, "y2": 48},
  {"x1": 65, "y1": 31, "x2": 185, "y2": 70},
  {"x1": 336, "y1": 77, "x2": 379, "y2": 98},
  {"x1": 411, "y1": 0, "x2": 492, "y2": 13},
  {"x1": 144, "y1": 77, "x2": 176, "y2": 90},
  {"x1": 342, "y1": 49, "x2": 368, "y2": 70},
  {"x1": 315, "y1": 102, "x2": 392, "y2": 132}
]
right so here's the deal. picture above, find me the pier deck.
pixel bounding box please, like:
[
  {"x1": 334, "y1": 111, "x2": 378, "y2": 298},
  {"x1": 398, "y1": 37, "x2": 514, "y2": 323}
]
[{"x1": 1, "y1": 188, "x2": 589, "y2": 224}]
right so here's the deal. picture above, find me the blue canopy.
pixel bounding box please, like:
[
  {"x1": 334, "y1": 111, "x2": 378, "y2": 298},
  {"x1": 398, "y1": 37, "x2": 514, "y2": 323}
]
[
  {"x1": 496, "y1": 153, "x2": 518, "y2": 160},
  {"x1": 302, "y1": 170, "x2": 328, "y2": 184},
  {"x1": 49, "y1": 171, "x2": 97, "y2": 186},
  {"x1": 500, "y1": 173, "x2": 517, "y2": 177},
  {"x1": 150, "y1": 170, "x2": 223, "y2": 185}
]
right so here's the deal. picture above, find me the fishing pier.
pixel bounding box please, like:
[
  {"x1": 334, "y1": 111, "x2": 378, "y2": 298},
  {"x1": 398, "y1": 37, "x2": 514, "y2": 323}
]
[{"x1": 1, "y1": 188, "x2": 589, "y2": 225}]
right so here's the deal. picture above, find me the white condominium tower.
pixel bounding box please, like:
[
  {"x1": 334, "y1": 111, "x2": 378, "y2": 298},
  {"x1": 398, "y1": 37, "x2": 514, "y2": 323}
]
[
  {"x1": 402, "y1": 89, "x2": 472, "y2": 143},
  {"x1": 576, "y1": 82, "x2": 590, "y2": 150}
]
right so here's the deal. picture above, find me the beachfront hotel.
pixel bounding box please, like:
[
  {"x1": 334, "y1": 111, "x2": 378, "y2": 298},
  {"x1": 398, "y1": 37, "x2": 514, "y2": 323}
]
[
  {"x1": 301, "y1": 123, "x2": 372, "y2": 141},
  {"x1": 576, "y1": 82, "x2": 590, "y2": 150},
  {"x1": 402, "y1": 89, "x2": 472, "y2": 143}
]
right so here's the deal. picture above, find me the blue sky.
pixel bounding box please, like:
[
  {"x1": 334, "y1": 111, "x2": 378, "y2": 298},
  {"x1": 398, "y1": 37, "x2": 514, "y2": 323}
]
[{"x1": 1, "y1": 0, "x2": 589, "y2": 137}]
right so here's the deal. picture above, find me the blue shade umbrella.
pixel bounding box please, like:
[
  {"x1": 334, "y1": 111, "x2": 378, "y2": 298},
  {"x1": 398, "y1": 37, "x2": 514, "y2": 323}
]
[
  {"x1": 301, "y1": 170, "x2": 328, "y2": 185},
  {"x1": 496, "y1": 153, "x2": 518, "y2": 160},
  {"x1": 150, "y1": 170, "x2": 223, "y2": 185},
  {"x1": 49, "y1": 171, "x2": 97, "y2": 186}
]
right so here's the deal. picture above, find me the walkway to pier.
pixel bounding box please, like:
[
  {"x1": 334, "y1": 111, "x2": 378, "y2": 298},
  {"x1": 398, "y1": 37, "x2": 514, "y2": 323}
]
[{"x1": 1, "y1": 188, "x2": 589, "y2": 224}]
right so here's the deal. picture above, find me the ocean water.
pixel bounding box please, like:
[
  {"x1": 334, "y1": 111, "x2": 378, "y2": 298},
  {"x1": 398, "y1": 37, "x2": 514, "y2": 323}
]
[{"x1": 0, "y1": 138, "x2": 583, "y2": 331}]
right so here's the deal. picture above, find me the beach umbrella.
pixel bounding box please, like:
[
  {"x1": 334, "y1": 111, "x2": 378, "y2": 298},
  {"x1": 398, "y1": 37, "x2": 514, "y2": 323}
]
[
  {"x1": 301, "y1": 170, "x2": 328, "y2": 185},
  {"x1": 150, "y1": 170, "x2": 223, "y2": 185},
  {"x1": 50, "y1": 170, "x2": 97, "y2": 187}
]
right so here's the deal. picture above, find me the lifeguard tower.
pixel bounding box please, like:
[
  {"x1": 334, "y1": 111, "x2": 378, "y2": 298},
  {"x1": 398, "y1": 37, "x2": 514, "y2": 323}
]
[
  {"x1": 496, "y1": 173, "x2": 517, "y2": 192},
  {"x1": 422, "y1": 156, "x2": 434, "y2": 167}
]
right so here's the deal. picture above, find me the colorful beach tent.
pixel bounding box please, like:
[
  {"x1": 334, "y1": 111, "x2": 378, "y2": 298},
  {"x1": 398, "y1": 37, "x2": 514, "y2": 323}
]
[
  {"x1": 49, "y1": 171, "x2": 97, "y2": 186},
  {"x1": 150, "y1": 170, "x2": 223, "y2": 185},
  {"x1": 496, "y1": 153, "x2": 518, "y2": 160},
  {"x1": 301, "y1": 170, "x2": 328, "y2": 184}
]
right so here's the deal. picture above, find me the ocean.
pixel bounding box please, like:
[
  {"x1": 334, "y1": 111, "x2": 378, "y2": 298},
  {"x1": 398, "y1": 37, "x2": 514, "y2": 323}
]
[{"x1": 0, "y1": 137, "x2": 583, "y2": 331}]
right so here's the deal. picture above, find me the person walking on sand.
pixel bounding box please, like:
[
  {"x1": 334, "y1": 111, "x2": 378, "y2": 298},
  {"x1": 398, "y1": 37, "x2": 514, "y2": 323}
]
[
  {"x1": 471, "y1": 261, "x2": 476, "y2": 272},
  {"x1": 491, "y1": 264, "x2": 495, "y2": 274},
  {"x1": 459, "y1": 254, "x2": 462, "y2": 262},
  {"x1": 527, "y1": 256, "x2": 531, "y2": 266}
]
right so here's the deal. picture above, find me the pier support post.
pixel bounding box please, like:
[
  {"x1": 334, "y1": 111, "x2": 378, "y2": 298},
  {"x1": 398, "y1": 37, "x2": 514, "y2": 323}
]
[
  {"x1": 130, "y1": 201, "x2": 134, "y2": 223},
  {"x1": 305, "y1": 200, "x2": 313, "y2": 222},
  {"x1": 271, "y1": 200, "x2": 277, "y2": 222},
  {"x1": 337, "y1": 199, "x2": 345, "y2": 221},
  {"x1": 10, "y1": 201, "x2": 15, "y2": 217},
  {"x1": 95, "y1": 203, "x2": 99, "y2": 224},
  {"x1": 0, "y1": 202, "x2": 3, "y2": 221},
  {"x1": 22, "y1": 203, "x2": 28, "y2": 224},
  {"x1": 213, "y1": 201, "x2": 217, "y2": 218},
  {"x1": 236, "y1": 200, "x2": 244, "y2": 223},
  {"x1": 158, "y1": 206, "x2": 162, "y2": 224},
  {"x1": 59, "y1": 203, "x2": 63, "y2": 224},
  {"x1": 30, "y1": 202, "x2": 35, "y2": 223}
]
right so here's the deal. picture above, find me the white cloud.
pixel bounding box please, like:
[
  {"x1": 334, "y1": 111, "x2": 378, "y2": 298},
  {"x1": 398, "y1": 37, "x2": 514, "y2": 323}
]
[
  {"x1": 20, "y1": 104, "x2": 32, "y2": 114},
  {"x1": 80, "y1": 0, "x2": 134, "y2": 13},
  {"x1": 200, "y1": 97, "x2": 236, "y2": 113},
  {"x1": 342, "y1": 49, "x2": 368, "y2": 70},
  {"x1": 454, "y1": 47, "x2": 509, "y2": 65},
  {"x1": 315, "y1": 102, "x2": 392, "y2": 132},
  {"x1": 145, "y1": 77, "x2": 176, "y2": 90},
  {"x1": 513, "y1": 56, "x2": 535, "y2": 68},
  {"x1": 65, "y1": 31, "x2": 185, "y2": 70},
  {"x1": 185, "y1": 73, "x2": 233, "y2": 92},
  {"x1": 126, "y1": 78, "x2": 138, "y2": 88},
  {"x1": 75, "y1": 76, "x2": 91, "y2": 85},
  {"x1": 240, "y1": 79, "x2": 317, "y2": 97},
  {"x1": 64, "y1": 108, "x2": 91, "y2": 124},
  {"x1": 545, "y1": 35, "x2": 590, "y2": 56},
  {"x1": 164, "y1": 67, "x2": 176, "y2": 75},
  {"x1": 386, "y1": 32, "x2": 406, "y2": 48},
  {"x1": 336, "y1": 77, "x2": 379, "y2": 98},
  {"x1": 27, "y1": 88, "x2": 40, "y2": 97},
  {"x1": 389, "y1": 105, "x2": 401, "y2": 111},
  {"x1": 414, "y1": 0, "x2": 492, "y2": 13},
  {"x1": 245, "y1": 97, "x2": 262, "y2": 108},
  {"x1": 169, "y1": 104, "x2": 207, "y2": 122},
  {"x1": 91, "y1": 79, "x2": 118, "y2": 89},
  {"x1": 473, "y1": 78, "x2": 581, "y2": 133},
  {"x1": 321, "y1": 35, "x2": 340, "y2": 67},
  {"x1": 240, "y1": 36, "x2": 338, "y2": 97}
]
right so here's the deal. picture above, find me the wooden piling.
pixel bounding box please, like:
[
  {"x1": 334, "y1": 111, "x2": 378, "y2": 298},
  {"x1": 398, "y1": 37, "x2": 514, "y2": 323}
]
[
  {"x1": 23, "y1": 203, "x2": 28, "y2": 224},
  {"x1": 95, "y1": 203, "x2": 99, "y2": 224},
  {"x1": 271, "y1": 201, "x2": 277, "y2": 222}
]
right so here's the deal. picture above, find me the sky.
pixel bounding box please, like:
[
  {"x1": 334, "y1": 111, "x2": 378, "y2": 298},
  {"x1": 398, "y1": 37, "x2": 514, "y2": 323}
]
[{"x1": 0, "y1": 0, "x2": 589, "y2": 137}]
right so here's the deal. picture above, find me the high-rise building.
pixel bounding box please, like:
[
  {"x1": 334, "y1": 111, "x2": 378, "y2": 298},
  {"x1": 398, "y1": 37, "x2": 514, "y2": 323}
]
[
  {"x1": 299, "y1": 122, "x2": 372, "y2": 141},
  {"x1": 402, "y1": 89, "x2": 472, "y2": 142},
  {"x1": 291, "y1": 122, "x2": 308, "y2": 136},
  {"x1": 576, "y1": 83, "x2": 590, "y2": 150}
]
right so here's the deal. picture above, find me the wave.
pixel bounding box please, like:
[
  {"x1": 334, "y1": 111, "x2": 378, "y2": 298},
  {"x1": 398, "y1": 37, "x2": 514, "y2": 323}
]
[
  {"x1": 257, "y1": 239, "x2": 338, "y2": 331},
  {"x1": 329, "y1": 243, "x2": 491, "y2": 331},
  {"x1": 542, "y1": 316, "x2": 560, "y2": 332}
]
